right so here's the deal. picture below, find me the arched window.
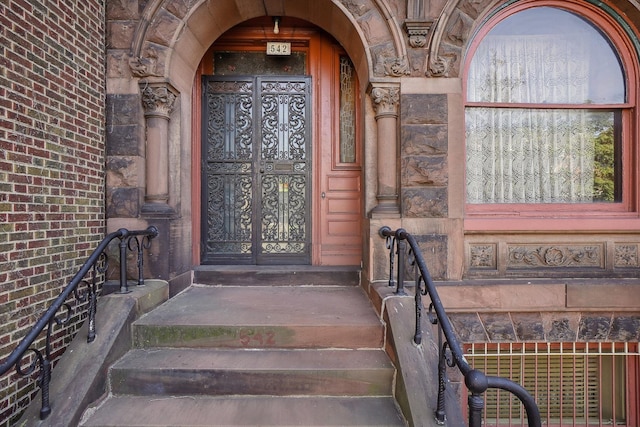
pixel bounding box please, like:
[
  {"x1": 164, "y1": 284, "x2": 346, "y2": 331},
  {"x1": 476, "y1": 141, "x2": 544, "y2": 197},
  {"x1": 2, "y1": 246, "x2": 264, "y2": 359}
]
[{"x1": 464, "y1": 1, "x2": 638, "y2": 224}]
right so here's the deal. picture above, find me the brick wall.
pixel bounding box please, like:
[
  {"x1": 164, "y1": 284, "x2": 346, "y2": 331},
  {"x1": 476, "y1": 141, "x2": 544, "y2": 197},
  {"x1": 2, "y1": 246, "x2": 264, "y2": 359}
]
[{"x1": 0, "y1": 0, "x2": 105, "y2": 424}]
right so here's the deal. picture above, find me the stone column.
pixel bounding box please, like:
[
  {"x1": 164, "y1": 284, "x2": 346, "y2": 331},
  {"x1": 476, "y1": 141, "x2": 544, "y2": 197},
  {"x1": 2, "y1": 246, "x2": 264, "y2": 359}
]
[
  {"x1": 140, "y1": 80, "x2": 178, "y2": 216},
  {"x1": 370, "y1": 84, "x2": 401, "y2": 217}
]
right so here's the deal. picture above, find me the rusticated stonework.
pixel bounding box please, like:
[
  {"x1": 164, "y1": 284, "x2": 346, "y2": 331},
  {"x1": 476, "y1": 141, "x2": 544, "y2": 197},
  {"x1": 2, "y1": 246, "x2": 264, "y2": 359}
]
[
  {"x1": 469, "y1": 244, "x2": 496, "y2": 269},
  {"x1": 615, "y1": 244, "x2": 639, "y2": 267},
  {"x1": 450, "y1": 312, "x2": 640, "y2": 342},
  {"x1": 507, "y1": 244, "x2": 603, "y2": 269}
]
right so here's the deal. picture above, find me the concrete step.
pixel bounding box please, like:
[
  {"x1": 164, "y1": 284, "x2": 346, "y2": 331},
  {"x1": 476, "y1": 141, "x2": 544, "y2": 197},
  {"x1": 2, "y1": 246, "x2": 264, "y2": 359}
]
[
  {"x1": 80, "y1": 395, "x2": 406, "y2": 426},
  {"x1": 193, "y1": 265, "x2": 360, "y2": 287},
  {"x1": 80, "y1": 275, "x2": 406, "y2": 426},
  {"x1": 132, "y1": 286, "x2": 384, "y2": 349},
  {"x1": 110, "y1": 348, "x2": 395, "y2": 397}
]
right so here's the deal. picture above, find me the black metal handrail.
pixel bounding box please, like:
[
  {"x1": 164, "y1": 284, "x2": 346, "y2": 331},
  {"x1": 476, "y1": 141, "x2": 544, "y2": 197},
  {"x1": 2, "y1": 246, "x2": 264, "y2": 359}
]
[
  {"x1": 379, "y1": 226, "x2": 541, "y2": 427},
  {"x1": 0, "y1": 226, "x2": 158, "y2": 420}
]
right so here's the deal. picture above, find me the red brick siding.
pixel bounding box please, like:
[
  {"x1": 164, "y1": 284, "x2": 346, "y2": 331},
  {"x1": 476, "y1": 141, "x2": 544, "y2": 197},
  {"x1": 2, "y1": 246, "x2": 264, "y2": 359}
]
[{"x1": 0, "y1": 0, "x2": 105, "y2": 424}]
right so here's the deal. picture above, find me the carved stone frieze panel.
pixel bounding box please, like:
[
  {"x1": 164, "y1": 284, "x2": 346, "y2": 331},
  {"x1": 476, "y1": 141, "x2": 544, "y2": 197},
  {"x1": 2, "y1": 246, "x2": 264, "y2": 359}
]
[
  {"x1": 469, "y1": 244, "x2": 496, "y2": 269},
  {"x1": 507, "y1": 244, "x2": 604, "y2": 269},
  {"x1": 615, "y1": 243, "x2": 639, "y2": 267}
]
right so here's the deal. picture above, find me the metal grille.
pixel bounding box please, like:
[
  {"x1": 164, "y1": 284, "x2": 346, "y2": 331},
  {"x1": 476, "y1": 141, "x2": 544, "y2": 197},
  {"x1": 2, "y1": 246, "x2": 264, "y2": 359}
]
[
  {"x1": 465, "y1": 342, "x2": 639, "y2": 427},
  {"x1": 202, "y1": 76, "x2": 311, "y2": 264}
]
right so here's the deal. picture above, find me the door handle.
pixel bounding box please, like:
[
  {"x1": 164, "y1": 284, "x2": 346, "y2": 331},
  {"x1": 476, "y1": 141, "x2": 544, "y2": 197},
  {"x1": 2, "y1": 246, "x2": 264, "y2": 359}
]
[{"x1": 321, "y1": 192, "x2": 326, "y2": 199}]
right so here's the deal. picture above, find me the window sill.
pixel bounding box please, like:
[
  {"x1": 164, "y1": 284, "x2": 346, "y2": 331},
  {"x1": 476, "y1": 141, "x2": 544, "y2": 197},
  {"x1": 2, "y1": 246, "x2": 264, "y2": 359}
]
[{"x1": 465, "y1": 214, "x2": 640, "y2": 233}]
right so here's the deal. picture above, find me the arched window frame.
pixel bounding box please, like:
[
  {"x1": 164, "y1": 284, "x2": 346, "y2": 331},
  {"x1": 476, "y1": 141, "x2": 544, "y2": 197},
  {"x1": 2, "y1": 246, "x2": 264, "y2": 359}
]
[{"x1": 463, "y1": 0, "x2": 640, "y2": 232}]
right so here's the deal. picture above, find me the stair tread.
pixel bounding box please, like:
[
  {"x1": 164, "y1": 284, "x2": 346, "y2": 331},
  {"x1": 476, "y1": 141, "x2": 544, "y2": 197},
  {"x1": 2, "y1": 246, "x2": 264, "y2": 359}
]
[
  {"x1": 135, "y1": 286, "x2": 381, "y2": 327},
  {"x1": 193, "y1": 266, "x2": 360, "y2": 287},
  {"x1": 114, "y1": 348, "x2": 394, "y2": 370},
  {"x1": 81, "y1": 395, "x2": 406, "y2": 426},
  {"x1": 110, "y1": 348, "x2": 395, "y2": 397}
]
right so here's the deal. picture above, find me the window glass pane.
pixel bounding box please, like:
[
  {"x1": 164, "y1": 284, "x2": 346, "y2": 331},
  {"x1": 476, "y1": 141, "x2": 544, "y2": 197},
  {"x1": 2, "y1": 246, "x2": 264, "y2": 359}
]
[
  {"x1": 467, "y1": 7, "x2": 625, "y2": 104},
  {"x1": 466, "y1": 108, "x2": 617, "y2": 203},
  {"x1": 214, "y1": 51, "x2": 306, "y2": 75},
  {"x1": 339, "y1": 56, "x2": 356, "y2": 163}
]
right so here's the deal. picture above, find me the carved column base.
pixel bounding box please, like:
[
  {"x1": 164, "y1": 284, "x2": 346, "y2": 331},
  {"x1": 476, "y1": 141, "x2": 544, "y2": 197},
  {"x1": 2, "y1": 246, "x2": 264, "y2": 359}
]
[{"x1": 370, "y1": 196, "x2": 401, "y2": 218}]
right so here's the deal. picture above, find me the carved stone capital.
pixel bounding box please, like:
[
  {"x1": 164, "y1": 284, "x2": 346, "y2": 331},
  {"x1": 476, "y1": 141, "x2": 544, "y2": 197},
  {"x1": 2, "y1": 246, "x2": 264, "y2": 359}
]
[
  {"x1": 370, "y1": 86, "x2": 400, "y2": 117},
  {"x1": 404, "y1": 20, "x2": 432, "y2": 48},
  {"x1": 140, "y1": 81, "x2": 179, "y2": 119}
]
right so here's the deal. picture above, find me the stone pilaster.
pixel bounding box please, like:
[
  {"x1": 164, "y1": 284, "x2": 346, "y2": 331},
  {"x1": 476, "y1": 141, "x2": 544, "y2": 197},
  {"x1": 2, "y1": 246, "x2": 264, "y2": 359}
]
[
  {"x1": 369, "y1": 84, "x2": 401, "y2": 217},
  {"x1": 139, "y1": 80, "x2": 179, "y2": 216}
]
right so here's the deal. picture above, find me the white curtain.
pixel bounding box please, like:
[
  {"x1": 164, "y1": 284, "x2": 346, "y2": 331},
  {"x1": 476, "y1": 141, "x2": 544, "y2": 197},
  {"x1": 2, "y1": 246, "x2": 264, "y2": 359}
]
[{"x1": 466, "y1": 34, "x2": 596, "y2": 203}]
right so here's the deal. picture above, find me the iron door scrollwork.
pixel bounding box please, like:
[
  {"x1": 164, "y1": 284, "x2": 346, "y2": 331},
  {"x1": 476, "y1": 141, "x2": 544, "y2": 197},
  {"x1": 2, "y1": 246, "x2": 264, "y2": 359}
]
[{"x1": 202, "y1": 76, "x2": 311, "y2": 264}]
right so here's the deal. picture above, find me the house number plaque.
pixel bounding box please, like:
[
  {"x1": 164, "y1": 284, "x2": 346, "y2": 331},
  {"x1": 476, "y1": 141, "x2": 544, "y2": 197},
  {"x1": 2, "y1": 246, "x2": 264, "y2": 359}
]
[{"x1": 266, "y1": 42, "x2": 291, "y2": 56}]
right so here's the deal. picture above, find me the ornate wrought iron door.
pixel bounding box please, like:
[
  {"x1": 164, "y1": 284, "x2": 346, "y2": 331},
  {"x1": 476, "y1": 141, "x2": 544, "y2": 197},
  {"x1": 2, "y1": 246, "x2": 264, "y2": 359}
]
[{"x1": 202, "y1": 76, "x2": 311, "y2": 264}]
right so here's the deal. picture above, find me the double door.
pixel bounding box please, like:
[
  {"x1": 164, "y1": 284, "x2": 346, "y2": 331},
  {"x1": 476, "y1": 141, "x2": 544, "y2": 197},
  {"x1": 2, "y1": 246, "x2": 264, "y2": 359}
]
[{"x1": 201, "y1": 75, "x2": 312, "y2": 264}]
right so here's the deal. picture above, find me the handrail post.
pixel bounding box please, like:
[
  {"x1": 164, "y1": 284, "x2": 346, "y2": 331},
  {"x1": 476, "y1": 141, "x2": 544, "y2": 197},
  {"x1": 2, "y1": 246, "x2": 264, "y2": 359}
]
[
  {"x1": 39, "y1": 358, "x2": 51, "y2": 419},
  {"x1": 465, "y1": 370, "x2": 488, "y2": 427},
  {"x1": 117, "y1": 229, "x2": 131, "y2": 294},
  {"x1": 435, "y1": 329, "x2": 447, "y2": 424},
  {"x1": 395, "y1": 236, "x2": 407, "y2": 295},
  {"x1": 468, "y1": 393, "x2": 484, "y2": 427}
]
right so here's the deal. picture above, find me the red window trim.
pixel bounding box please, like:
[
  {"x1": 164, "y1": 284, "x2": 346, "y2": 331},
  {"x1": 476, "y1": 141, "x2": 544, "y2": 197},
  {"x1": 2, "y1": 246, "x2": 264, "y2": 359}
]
[{"x1": 463, "y1": 0, "x2": 640, "y2": 228}]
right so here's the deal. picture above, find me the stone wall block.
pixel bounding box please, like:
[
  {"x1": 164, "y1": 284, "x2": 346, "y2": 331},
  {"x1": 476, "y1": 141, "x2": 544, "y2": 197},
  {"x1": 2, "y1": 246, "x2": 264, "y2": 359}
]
[
  {"x1": 166, "y1": 0, "x2": 198, "y2": 20},
  {"x1": 457, "y1": 0, "x2": 495, "y2": 20},
  {"x1": 107, "y1": 50, "x2": 133, "y2": 78},
  {"x1": 106, "y1": 94, "x2": 140, "y2": 125},
  {"x1": 147, "y1": 8, "x2": 181, "y2": 46},
  {"x1": 449, "y1": 313, "x2": 487, "y2": 342},
  {"x1": 340, "y1": 0, "x2": 372, "y2": 18},
  {"x1": 511, "y1": 312, "x2": 545, "y2": 341},
  {"x1": 443, "y1": 9, "x2": 473, "y2": 48},
  {"x1": 401, "y1": 156, "x2": 447, "y2": 187},
  {"x1": 358, "y1": 10, "x2": 389, "y2": 46},
  {"x1": 609, "y1": 315, "x2": 640, "y2": 341},
  {"x1": 107, "y1": 187, "x2": 140, "y2": 218},
  {"x1": 106, "y1": 0, "x2": 139, "y2": 20},
  {"x1": 107, "y1": 125, "x2": 141, "y2": 156},
  {"x1": 577, "y1": 314, "x2": 612, "y2": 341},
  {"x1": 411, "y1": 234, "x2": 448, "y2": 279},
  {"x1": 407, "y1": 48, "x2": 428, "y2": 76},
  {"x1": 107, "y1": 21, "x2": 136, "y2": 49},
  {"x1": 402, "y1": 187, "x2": 448, "y2": 218},
  {"x1": 479, "y1": 313, "x2": 517, "y2": 342},
  {"x1": 544, "y1": 313, "x2": 579, "y2": 341},
  {"x1": 107, "y1": 156, "x2": 143, "y2": 188},
  {"x1": 401, "y1": 94, "x2": 447, "y2": 125},
  {"x1": 402, "y1": 124, "x2": 448, "y2": 155}
]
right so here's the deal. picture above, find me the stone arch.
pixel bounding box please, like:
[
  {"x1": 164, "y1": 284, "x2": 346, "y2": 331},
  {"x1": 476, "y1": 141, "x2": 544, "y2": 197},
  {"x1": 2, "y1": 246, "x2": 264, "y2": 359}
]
[
  {"x1": 123, "y1": 0, "x2": 408, "y2": 267},
  {"x1": 426, "y1": 0, "x2": 640, "y2": 78},
  {"x1": 129, "y1": 0, "x2": 411, "y2": 88},
  {"x1": 424, "y1": 0, "x2": 502, "y2": 77}
]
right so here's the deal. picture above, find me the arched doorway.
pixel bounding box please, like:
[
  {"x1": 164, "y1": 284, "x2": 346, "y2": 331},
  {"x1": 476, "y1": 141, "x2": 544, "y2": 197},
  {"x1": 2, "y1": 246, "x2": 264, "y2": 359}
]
[{"x1": 195, "y1": 18, "x2": 363, "y2": 266}]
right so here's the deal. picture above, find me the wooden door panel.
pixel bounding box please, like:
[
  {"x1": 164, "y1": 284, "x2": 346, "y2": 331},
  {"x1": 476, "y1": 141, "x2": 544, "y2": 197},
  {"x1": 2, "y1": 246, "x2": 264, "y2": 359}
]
[
  {"x1": 315, "y1": 46, "x2": 362, "y2": 266},
  {"x1": 319, "y1": 170, "x2": 362, "y2": 265}
]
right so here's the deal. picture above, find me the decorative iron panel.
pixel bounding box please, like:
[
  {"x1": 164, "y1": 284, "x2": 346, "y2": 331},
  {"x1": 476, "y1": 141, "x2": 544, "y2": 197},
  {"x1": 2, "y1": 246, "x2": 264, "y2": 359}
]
[
  {"x1": 258, "y1": 78, "x2": 310, "y2": 261},
  {"x1": 202, "y1": 76, "x2": 311, "y2": 264},
  {"x1": 202, "y1": 78, "x2": 254, "y2": 262}
]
